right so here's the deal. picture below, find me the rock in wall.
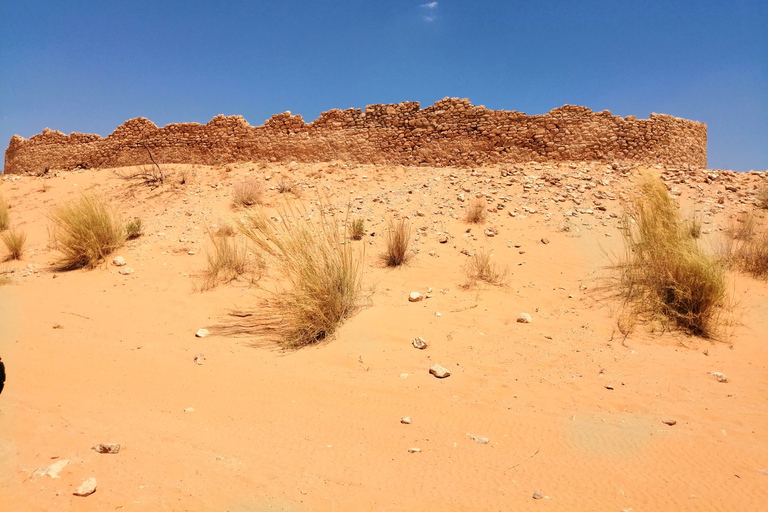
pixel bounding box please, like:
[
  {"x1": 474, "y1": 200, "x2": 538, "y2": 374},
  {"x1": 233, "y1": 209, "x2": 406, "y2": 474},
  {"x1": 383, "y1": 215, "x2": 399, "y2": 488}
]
[{"x1": 3, "y1": 98, "x2": 707, "y2": 174}]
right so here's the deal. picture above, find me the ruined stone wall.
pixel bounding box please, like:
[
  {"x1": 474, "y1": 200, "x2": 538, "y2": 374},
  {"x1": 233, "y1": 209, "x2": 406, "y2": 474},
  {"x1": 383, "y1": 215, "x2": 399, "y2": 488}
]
[{"x1": 3, "y1": 98, "x2": 707, "y2": 174}]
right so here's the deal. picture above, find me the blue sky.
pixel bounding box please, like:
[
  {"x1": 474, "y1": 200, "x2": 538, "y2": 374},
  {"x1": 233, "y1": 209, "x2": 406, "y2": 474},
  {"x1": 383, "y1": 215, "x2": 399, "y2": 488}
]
[{"x1": 1, "y1": 1, "x2": 766, "y2": 171}]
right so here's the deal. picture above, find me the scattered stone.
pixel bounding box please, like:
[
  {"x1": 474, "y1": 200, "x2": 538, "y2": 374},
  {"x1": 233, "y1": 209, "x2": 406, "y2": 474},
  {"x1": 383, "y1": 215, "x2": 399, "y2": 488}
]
[
  {"x1": 605, "y1": 385, "x2": 614, "y2": 390},
  {"x1": 412, "y1": 337, "x2": 428, "y2": 349},
  {"x1": 438, "y1": 235, "x2": 449, "y2": 243},
  {"x1": 92, "y1": 443, "x2": 120, "y2": 454},
  {"x1": 540, "y1": 238, "x2": 550, "y2": 245},
  {"x1": 532, "y1": 491, "x2": 543, "y2": 500},
  {"x1": 194, "y1": 353, "x2": 205, "y2": 365},
  {"x1": 187, "y1": 250, "x2": 196, "y2": 255},
  {"x1": 195, "y1": 329, "x2": 209, "y2": 338},
  {"x1": 408, "y1": 292, "x2": 423, "y2": 302},
  {"x1": 517, "y1": 313, "x2": 533, "y2": 323},
  {"x1": 33, "y1": 459, "x2": 70, "y2": 478},
  {"x1": 184, "y1": 407, "x2": 195, "y2": 413},
  {"x1": 112, "y1": 256, "x2": 126, "y2": 266},
  {"x1": 709, "y1": 371, "x2": 728, "y2": 383},
  {"x1": 401, "y1": 417, "x2": 412, "y2": 424},
  {"x1": 434, "y1": 312, "x2": 442, "y2": 317},
  {"x1": 118, "y1": 267, "x2": 134, "y2": 275},
  {"x1": 468, "y1": 434, "x2": 489, "y2": 444},
  {"x1": 73, "y1": 477, "x2": 97, "y2": 497},
  {"x1": 662, "y1": 419, "x2": 677, "y2": 426},
  {"x1": 429, "y1": 364, "x2": 451, "y2": 378},
  {"x1": 408, "y1": 447, "x2": 422, "y2": 453}
]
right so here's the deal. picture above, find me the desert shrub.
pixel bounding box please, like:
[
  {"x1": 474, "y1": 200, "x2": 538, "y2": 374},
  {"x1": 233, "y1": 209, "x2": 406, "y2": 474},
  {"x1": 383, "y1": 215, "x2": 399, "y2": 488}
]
[
  {"x1": 757, "y1": 183, "x2": 768, "y2": 210},
  {"x1": 380, "y1": 218, "x2": 411, "y2": 267},
  {"x1": 2, "y1": 229, "x2": 26, "y2": 260},
  {"x1": 232, "y1": 178, "x2": 264, "y2": 207},
  {"x1": 465, "y1": 197, "x2": 488, "y2": 224},
  {"x1": 49, "y1": 195, "x2": 126, "y2": 269},
  {"x1": 216, "y1": 224, "x2": 236, "y2": 237},
  {"x1": 722, "y1": 212, "x2": 768, "y2": 279},
  {"x1": 686, "y1": 214, "x2": 702, "y2": 239},
  {"x1": 464, "y1": 249, "x2": 508, "y2": 286},
  {"x1": 349, "y1": 217, "x2": 365, "y2": 240},
  {"x1": 615, "y1": 174, "x2": 727, "y2": 338},
  {"x1": 126, "y1": 218, "x2": 143, "y2": 239},
  {"x1": 277, "y1": 177, "x2": 300, "y2": 196},
  {"x1": 0, "y1": 196, "x2": 9, "y2": 231},
  {"x1": 235, "y1": 204, "x2": 364, "y2": 348},
  {"x1": 201, "y1": 230, "x2": 253, "y2": 290}
]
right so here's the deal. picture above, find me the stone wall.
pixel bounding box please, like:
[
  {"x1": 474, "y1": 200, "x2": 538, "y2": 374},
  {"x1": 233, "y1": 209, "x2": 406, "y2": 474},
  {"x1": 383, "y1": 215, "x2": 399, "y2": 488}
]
[{"x1": 3, "y1": 98, "x2": 707, "y2": 174}]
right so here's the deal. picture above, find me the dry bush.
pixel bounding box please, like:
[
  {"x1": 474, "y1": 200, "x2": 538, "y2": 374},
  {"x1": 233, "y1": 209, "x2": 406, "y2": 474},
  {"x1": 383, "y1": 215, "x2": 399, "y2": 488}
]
[
  {"x1": 685, "y1": 214, "x2": 702, "y2": 239},
  {"x1": 277, "y1": 177, "x2": 301, "y2": 197},
  {"x1": 349, "y1": 217, "x2": 365, "y2": 240},
  {"x1": 463, "y1": 249, "x2": 508, "y2": 286},
  {"x1": 2, "y1": 229, "x2": 26, "y2": 260},
  {"x1": 234, "y1": 204, "x2": 365, "y2": 348},
  {"x1": 0, "y1": 196, "x2": 9, "y2": 231},
  {"x1": 232, "y1": 178, "x2": 265, "y2": 207},
  {"x1": 115, "y1": 164, "x2": 167, "y2": 187},
  {"x1": 757, "y1": 183, "x2": 768, "y2": 210},
  {"x1": 614, "y1": 174, "x2": 727, "y2": 338},
  {"x1": 216, "y1": 224, "x2": 236, "y2": 237},
  {"x1": 465, "y1": 197, "x2": 488, "y2": 224},
  {"x1": 126, "y1": 218, "x2": 143, "y2": 240},
  {"x1": 722, "y1": 212, "x2": 768, "y2": 279},
  {"x1": 380, "y1": 218, "x2": 411, "y2": 267},
  {"x1": 201, "y1": 230, "x2": 253, "y2": 290},
  {"x1": 49, "y1": 195, "x2": 126, "y2": 270}
]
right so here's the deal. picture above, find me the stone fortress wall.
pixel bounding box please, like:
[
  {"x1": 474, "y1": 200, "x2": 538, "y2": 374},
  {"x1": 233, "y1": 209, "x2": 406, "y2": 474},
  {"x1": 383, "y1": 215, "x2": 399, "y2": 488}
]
[{"x1": 3, "y1": 98, "x2": 707, "y2": 174}]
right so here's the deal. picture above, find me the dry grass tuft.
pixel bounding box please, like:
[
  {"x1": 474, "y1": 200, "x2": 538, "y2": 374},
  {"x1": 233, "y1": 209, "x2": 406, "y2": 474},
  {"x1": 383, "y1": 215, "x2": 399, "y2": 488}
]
[
  {"x1": 234, "y1": 204, "x2": 365, "y2": 348},
  {"x1": 757, "y1": 183, "x2": 768, "y2": 210},
  {"x1": 380, "y1": 218, "x2": 411, "y2": 267},
  {"x1": 126, "y1": 218, "x2": 143, "y2": 240},
  {"x1": 232, "y1": 178, "x2": 265, "y2": 207},
  {"x1": 721, "y1": 211, "x2": 768, "y2": 279},
  {"x1": 277, "y1": 177, "x2": 301, "y2": 197},
  {"x1": 349, "y1": 217, "x2": 365, "y2": 240},
  {"x1": 0, "y1": 196, "x2": 9, "y2": 231},
  {"x1": 614, "y1": 174, "x2": 727, "y2": 338},
  {"x1": 465, "y1": 197, "x2": 488, "y2": 224},
  {"x1": 201, "y1": 229, "x2": 254, "y2": 290},
  {"x1": 49, "y1": 195, "x2": 126, "y2": 270},
  {"x1": 2, "y1": 229, "x2": 26, "y2": 260},
  {"x1": 463, "y1": 249, "x2": 508, "y2": 286}
]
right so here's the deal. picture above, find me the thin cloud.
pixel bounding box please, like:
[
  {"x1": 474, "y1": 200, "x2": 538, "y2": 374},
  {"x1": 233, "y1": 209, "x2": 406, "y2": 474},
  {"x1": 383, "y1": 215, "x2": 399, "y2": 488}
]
[
  {"x1": 421, "y1": 2, "x2": 438, "y2": 8},
  {"x1": 420, "y1": 2, "x2": 438, "y2": 22}
]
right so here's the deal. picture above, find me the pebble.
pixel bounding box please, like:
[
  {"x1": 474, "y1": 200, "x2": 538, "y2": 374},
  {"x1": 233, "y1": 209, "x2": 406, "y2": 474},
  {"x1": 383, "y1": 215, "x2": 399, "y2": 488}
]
[
  {"x1": 709, "y1": 371, "x2": 728, "y2": 383},
  {"x1": 194, "y1": 353, "x2": 205, "y2": 365},
  {"x1": 118, "y1": 267, "x2": 134, "y2": 275},
  {"x1": 517, "y1": 313, "x2": 533, "y2": 323},
  {"x1": 412, "y1": 337, "x2": 428, "y2": 349},
  {"x1": 438, "y1": 235, "x2": 449, "y2": 243},
  {"x1": 33, "y1": 459, "x2": 70, "y2": 478},
  {"x1": 408, "y1": 447, "x2": 422, "y2": 453},
  {"x1": 92, "y1": 443, "x2": 120, "y2": 454},
  {"x1": 112, "y1": 256, "x2": 126, "y2": 266},
  {"x1": 429, "y1": 364, "x2": 451, "y2": 378},
  {"x1": 408, "y1": 292, "x2": 423, "y2": 302},
  {"x1": 541, "y1": 238, "x2": 550, "y2": 245},
  {"x1": 73, "y1": 477, "x2": 97, "y2": 497},
  {"x1": 401, "y1": 417, "x2": 412, "y2": 424},
  {"x1": 468, "y1": 434, "x2": 489, "y2": 444},
  {"x1": 662, "y1": 419, "x2": 677, "y2": 426},
  {"x1": 532, "y1": 491, "x2": 543, "y2": 500},
  {"x1": 184, "y1": 407, "x2": 195, "y2": 413},
  {"x1": 195, "y1": 329, "x2": 209, "y2": 338}
]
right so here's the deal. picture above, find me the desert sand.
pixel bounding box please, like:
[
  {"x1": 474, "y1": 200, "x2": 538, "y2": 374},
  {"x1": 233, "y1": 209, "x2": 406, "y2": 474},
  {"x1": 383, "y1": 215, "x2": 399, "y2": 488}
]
[{"x1": 0, "y1": 161, "x2": 766, "y2": 511}]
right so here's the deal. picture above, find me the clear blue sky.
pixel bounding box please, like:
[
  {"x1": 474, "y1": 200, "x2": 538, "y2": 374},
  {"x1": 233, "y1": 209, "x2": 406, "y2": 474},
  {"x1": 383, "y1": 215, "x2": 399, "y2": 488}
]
[{"x1": 1, "y1": 1, "x2": 766, "y2": 171}]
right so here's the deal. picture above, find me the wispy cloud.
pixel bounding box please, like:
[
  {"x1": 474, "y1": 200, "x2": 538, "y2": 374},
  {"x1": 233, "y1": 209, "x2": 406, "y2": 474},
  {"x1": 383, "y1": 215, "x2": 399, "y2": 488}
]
[{"x1": 420, "y1": 1, "x2": 438, "y2": 22}]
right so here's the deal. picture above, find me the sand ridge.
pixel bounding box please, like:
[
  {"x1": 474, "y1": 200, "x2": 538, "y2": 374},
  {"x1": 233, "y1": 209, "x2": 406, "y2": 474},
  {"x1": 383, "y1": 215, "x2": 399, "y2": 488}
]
[{"x1": 0, "y1": 161, "x2": 767, "y2": 511}]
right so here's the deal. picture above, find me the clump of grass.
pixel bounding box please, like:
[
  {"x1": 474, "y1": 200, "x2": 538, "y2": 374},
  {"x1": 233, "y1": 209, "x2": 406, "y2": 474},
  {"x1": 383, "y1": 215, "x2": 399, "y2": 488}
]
[
  {"x1": 49, "y1": 195, "x2": 126, "y2": 269},
  {"x1": 685, "y1": 214, "x2": 702, "y2": 239},
  {"x1": 349, "y1": 217, "x2": 365, "y2": 240},
  {"x1": 615, "y1": 174, "x2": 727, "y2": 338},
  {"x1": 277, "y1": 177, "x2": 301, "y2": 197},
  {"x1": 216, "y1": 224, "x2": 236, "y2": 237},
  {"x1": 232, "y1": 178, "x2": 265, "y2": 207},
  {"x1": 201, "y1": 230, "x2": 253, "y2": 290},
  {"x1": 722, "y1": 212, "x2": 768, "y2": 279},
  {"x1": 0, "y1": 196, "x2": 9, "y2": 231},
  {"x1": 235, "y1": 204, "x2": 364, "y2": 348},
  {"x1": 2, "y1": 229, "x2": 26, "y2": 260},
  {"x1": 465, "y1": 197, "x2": 488, "y2": 224},
  {"x1": 380, "y1": 218, "x2": 411, "y2": 267},
  {"x1": 126, "y1": 218, "x2": 143, "y2": 239},
  {"x1": 757, "y1": 183, "x2": 768, "y2": 210},
  {"x1": 463, "y1": 249, "x2": 508, "y2": 286}
]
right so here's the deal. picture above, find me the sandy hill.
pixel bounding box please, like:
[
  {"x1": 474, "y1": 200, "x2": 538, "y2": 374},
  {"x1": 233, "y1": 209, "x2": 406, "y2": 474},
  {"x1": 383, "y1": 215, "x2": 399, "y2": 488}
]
[{"x1": 0, "y1": 161, "x2": 767, "y2": 511}]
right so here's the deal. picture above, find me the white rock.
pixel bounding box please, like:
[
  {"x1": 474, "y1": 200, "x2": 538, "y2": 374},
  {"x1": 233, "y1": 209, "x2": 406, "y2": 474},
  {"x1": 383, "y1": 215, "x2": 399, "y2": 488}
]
[
  {"x1": 408, "y1": 292, "x2": 423, "y2": 302},
  {"x1": 184, "y1": 407, "x2": 195, "y2": 412},
  {"x1": 118, "y1": 267, "x2": 134, "y2": 275},
  {"x1": 195, "y1": 329, "x2": 209, "y2": 338},
  {"x1": 429, "y1": 364, "x2": 451, "y2": 378},
  {"x1": 92, "y1": 443, "x2": 120, "y2": 454},
  {"x1": 33, "y1": 459, "x2": 70, "y2": 478},
  {"x1": 73, "y1": 477, "x2": 97, "y2": 497},
  {"x1": 401, "y1": 417, "x2": 412, "y2": 424},
  {"x1": 408, "y1": 447, "x2": 422, "y2": 453},
  {"x1": 412, "y1": 337, "x2": 428, "y2": 349},
  {"x1": 710, "y1": 371, "x2": 728, "y2": 383},
  {"x1": 468, "y1": 434, "x2": 490, "y2": 444},
  {"x1": 194, "y1": 353, "x2": 205, "y2": 365},
  {"x1": 517, "y1": 313, "x2": 533, "y2": 323},
  {"x1": 112, "y1": 256, "x2": 126, "y2": 266}
]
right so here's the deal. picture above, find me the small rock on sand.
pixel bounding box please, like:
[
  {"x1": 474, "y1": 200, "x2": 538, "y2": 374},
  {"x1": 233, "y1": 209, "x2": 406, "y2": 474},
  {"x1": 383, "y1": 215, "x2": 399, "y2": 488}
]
[
  {"x1": 92, "y1": 443, "x2": 120, "y2": 454},
  {"x1": 429, "y1": 364, "x2": 451, "y2": 378},
  {"x1": 412, "y1": 337, "x2": 428, "y2": 349},
  {"x1": 468, "y1": 434, "x2": 489, "y2": 444},
  {"x1": 73, "y1": 477, "x2": 97, "y2": 497},
  {"x1": 662, "y1": 419, "x2": 677, "y2": 426},
  {"x1": 517, "y1": 313, "x2": 533, "y2": 323},
  {"x1": 532, "y1": 491, "x2": 543, "y2": 500},
  {"x1": 709, "y1": 371, "x2": 728, "y2": 382},
  {"x1": 118, "y1": 267, "x2": 134, "y2": 275},
  {"x1": 408, "y1": 447, "x2": 421, "y2": 453},
  {"x1": 194, "y1": 353, "x2": 205, "y2": 365},
  {"x1": 33, "y1": 459, "x2": 70, "y2": 478},
  {"x1": 408, "y1": 292, "x2": 423, "y2": 302},
  {"x1": 112, "y1": 256, "x2": 126, "y2": 266},
  {"x1": 401, "y1": 417, "x2": 412, "y2": 424},
  {"x1": 195, "y1": 329, "x2": 209, "y2": 338}
]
